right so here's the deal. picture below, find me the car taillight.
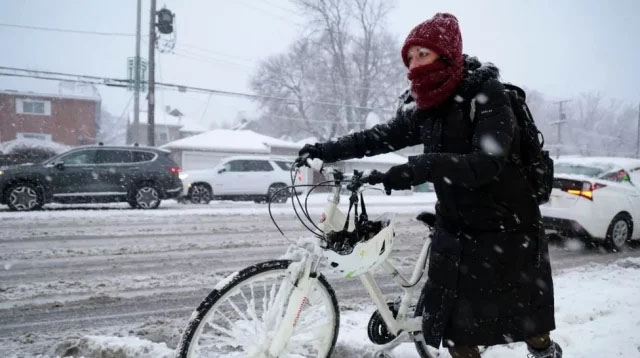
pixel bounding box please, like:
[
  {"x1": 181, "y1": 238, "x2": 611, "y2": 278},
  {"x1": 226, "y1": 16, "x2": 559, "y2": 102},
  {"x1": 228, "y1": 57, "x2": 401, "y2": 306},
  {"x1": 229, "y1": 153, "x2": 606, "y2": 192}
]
[
  {"x1": 564, "y1": 182, "x2": 606, "y2": 200},
  {"x1": 166, "y1": 166, "x2": 181, "y2": 175}
]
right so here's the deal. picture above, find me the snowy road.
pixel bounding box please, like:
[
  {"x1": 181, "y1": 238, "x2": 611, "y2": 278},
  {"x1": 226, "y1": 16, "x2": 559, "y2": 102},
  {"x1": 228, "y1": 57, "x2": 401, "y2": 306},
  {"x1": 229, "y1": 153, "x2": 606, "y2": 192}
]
[{"x1": 1, "y1": 195, "x2": 639, "y2": 357}]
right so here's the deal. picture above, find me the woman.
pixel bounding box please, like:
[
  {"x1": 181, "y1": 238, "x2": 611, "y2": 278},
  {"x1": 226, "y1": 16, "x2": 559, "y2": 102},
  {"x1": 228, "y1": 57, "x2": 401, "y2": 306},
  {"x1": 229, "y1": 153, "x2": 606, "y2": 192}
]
[{"x1": 298, "y1": 13, "x2": 561, "y2": 358}]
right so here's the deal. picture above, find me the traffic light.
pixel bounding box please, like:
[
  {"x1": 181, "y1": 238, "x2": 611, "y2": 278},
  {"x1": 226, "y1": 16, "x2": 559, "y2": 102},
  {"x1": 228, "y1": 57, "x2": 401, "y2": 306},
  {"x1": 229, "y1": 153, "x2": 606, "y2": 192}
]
[{"x1": 157, "y1": 8, "x2": 174, "y2": 34}]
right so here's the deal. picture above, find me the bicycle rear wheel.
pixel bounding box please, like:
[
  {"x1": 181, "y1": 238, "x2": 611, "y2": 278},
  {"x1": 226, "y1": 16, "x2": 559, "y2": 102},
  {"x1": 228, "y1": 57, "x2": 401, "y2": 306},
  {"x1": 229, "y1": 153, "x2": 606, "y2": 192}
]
[
  {"x1": 177, "y1": 260, "x2": 339, "y2": 358},
  {"x1": 413, "y1": 292, "x2": 439, "y2": 358}
]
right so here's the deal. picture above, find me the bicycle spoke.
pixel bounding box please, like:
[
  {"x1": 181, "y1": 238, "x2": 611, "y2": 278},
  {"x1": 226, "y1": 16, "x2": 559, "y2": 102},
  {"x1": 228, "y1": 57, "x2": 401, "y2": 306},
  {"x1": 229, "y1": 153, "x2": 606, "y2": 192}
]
[
  {"x1": 227, "y1": 296, "x2": 250, "y2": 322},
  {"x1": 178, "y1": 262, "x2": 338, "y2": 358}
]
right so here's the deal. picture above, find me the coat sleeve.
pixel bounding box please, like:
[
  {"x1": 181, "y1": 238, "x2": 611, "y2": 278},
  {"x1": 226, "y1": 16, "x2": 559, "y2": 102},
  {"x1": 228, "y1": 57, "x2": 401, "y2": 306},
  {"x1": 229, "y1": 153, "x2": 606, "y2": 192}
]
[
  {"x1": 408, "y1": 79, "x2": 516, "y2": 187},
  {"x1": 319, "y1": 96, "x2": 422, "y2": 163}
]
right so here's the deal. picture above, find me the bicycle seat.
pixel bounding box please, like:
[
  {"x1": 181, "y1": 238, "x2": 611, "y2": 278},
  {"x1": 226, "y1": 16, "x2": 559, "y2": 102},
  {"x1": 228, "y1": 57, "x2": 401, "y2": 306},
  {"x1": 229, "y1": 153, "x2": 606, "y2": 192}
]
[{"x1": 416, "y1": 212, "x2": 436, "y2": 227}]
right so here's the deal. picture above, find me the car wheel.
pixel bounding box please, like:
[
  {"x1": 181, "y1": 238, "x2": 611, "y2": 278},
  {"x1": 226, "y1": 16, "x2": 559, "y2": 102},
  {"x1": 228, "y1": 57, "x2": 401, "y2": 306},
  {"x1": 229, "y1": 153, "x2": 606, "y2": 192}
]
[
  {"x1": 267, "y1": 183, "x2": 288, "y2": 204},
  {"x1": 189, "y1": 184, "x2": 212, "y2": 204},
  {"x1": 130, "y1": 184, "x2": 161, "y2": 209},
  {"x1": 604, "y1": 213, "x2": 633, "y2": 252},
  {"x1": 6, "y1": 183, "x2": 44, "y2": 211}
]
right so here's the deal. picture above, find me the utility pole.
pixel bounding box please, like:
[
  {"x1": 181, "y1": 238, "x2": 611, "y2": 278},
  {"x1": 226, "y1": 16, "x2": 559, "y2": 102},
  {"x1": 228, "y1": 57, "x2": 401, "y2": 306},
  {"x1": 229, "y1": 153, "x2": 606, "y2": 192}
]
[
  {"x1": 551, "y1": 100, "x2": 570, "y2": 159},
  {"x1": 147, "y1": 0, "x2": 157, "y2": 146},
  {"x1": 132, "y1": 0, "x2": 142, "y2": 144}
]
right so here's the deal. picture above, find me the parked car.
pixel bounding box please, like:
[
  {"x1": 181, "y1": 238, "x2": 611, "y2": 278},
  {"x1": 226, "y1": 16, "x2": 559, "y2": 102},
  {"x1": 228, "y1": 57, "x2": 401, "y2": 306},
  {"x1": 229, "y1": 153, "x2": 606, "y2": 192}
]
[
  {"x1": 0, "y1": 145, "x2": 182, "y2": 211},
  {"x1": 179, "y1": 156, "x2": 298, "y2": 204},
  {"x1": 540, "y1": 156, "x2": 640, "y2": 251}
]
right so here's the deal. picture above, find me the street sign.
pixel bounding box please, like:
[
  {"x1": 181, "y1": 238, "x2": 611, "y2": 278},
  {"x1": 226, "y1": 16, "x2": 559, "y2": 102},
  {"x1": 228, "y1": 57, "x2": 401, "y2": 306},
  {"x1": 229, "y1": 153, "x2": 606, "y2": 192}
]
[{"x1": 127, "y1": 57, "x2": 148, "y2": 92}]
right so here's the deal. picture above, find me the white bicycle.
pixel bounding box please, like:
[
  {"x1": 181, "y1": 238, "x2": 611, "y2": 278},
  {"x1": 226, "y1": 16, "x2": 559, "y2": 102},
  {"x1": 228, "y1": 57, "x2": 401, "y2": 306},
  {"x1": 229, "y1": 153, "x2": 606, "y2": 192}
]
[{"x1": 176, "y1": 164, "x2": 438, "y2": 358}]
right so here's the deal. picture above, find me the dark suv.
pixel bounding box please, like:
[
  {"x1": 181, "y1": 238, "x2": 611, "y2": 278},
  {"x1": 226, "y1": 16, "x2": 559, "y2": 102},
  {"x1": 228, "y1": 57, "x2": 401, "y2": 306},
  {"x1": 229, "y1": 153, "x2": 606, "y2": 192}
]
[{"x1": 0, "y1": 145, "x2": 182, "y2": 211}]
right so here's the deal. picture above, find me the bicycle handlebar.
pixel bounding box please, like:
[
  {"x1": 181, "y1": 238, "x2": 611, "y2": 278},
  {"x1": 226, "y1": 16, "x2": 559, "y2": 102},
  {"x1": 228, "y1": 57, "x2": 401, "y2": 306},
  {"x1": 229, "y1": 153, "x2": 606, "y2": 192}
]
[{"x1": 294, "y1": 158, "x2": 389, "y2": 194}]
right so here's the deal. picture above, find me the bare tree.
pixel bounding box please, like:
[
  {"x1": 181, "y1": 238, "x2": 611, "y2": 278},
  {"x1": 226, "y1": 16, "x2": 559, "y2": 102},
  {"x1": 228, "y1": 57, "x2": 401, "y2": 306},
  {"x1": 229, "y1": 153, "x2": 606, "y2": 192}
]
[
  {"x1": 528, "y1": 90, "x2": 638, "y2": 158},
  {"x1": 250, "y1": 0, "x2": 405, "y2": 141}
]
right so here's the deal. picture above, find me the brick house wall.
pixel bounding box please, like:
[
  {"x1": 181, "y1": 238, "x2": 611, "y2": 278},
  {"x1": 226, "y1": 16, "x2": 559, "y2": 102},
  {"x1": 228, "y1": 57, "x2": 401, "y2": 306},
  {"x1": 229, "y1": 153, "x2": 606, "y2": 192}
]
[{"x1": 0, "y1": 91, "x2": 100, "y2": 146}]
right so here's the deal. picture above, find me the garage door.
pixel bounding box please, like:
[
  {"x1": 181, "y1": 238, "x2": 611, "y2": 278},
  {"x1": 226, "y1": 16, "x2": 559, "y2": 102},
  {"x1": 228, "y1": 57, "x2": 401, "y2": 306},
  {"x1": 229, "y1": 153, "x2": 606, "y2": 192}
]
[{"x1": 181, "y1": 151, "x2": 229, "y2": 171}]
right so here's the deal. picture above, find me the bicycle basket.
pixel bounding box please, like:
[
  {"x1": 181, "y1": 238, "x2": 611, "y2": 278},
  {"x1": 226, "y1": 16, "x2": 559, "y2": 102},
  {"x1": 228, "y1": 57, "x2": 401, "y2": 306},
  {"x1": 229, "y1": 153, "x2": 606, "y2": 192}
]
[{"x1": 323, "y1": 213, "x2": 395, "y2": 278}]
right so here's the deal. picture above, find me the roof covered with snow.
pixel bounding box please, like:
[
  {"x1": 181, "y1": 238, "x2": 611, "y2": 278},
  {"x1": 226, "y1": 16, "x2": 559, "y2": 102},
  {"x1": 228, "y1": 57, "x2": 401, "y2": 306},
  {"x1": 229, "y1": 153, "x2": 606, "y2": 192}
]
[
  {"x1": 161, "y1": 129, "x2": 301, "y2": 153},
  {"x1": 0, "y1": 89, "x2": 100, "y2": 102}
]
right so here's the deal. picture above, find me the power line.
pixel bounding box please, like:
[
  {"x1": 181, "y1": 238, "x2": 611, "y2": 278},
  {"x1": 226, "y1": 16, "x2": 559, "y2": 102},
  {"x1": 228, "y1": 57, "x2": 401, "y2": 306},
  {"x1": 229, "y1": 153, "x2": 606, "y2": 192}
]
[
  {"x1": 0, "y1": 72, "x2": 128, "y2": 88},
  {"x1": 0, "y1": 22, "x2": 135, "y2": 37},
  {"x1": 0, "y1": 66, "x2": 394, "y2": 112}
]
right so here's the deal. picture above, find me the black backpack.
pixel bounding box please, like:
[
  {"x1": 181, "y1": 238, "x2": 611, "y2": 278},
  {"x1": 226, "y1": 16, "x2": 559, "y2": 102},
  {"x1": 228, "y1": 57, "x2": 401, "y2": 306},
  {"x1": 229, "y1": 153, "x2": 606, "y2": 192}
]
[{"x1": 502, "y1": 84, "x2": 554, "y2": 205}]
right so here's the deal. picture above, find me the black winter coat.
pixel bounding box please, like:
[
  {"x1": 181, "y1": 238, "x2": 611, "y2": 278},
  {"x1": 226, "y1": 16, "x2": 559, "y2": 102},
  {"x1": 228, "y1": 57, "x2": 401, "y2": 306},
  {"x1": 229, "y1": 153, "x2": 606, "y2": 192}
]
[{"x1": 319, "y1": 56, "x2": 556, "y2": 347}]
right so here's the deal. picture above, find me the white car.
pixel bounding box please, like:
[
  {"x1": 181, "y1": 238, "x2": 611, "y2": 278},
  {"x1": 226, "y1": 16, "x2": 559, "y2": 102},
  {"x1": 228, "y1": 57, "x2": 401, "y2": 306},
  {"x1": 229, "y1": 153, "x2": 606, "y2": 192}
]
[
  {"x1": 179, "y1": 156, "x2": 298, "y2": 204},
  {"x1": 540, "y1": 156, "x2": 640, "y2": 251}
]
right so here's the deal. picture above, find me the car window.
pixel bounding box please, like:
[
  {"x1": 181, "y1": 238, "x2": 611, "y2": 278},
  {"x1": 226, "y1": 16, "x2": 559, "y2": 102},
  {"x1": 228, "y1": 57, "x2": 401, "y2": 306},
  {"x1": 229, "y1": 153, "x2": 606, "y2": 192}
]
[
  {"x1": 95, "y1": 150, "x2": 133, "y2": 164},
  {"x1": 132, "y1": 151, "x2": 155, "y2": 162},
  {"x1": 554, "y1": 163, "x2": 604, "y2": 177},
  {"x1": 249, "y1": 160, "x2": 274, "y2": 172},
  {"x1": 600, "y1": 170, "x2": 632, "y2": 183},
  {"x1": 227, "y1": 160, "x2": 248, "y2": 172},
  {"x1": 275, "y1": 161, "x2": 292, "y2": 170},
  {"x1": 60, "y1": 150, "x2": 97, "y2": 165}
]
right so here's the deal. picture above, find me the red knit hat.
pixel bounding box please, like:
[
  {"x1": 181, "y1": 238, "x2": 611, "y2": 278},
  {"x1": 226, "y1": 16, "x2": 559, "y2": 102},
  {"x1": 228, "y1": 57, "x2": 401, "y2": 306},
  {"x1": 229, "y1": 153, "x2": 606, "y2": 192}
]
[{"x1": 401, "y1": 13, "x2": 463, "y2": 68}]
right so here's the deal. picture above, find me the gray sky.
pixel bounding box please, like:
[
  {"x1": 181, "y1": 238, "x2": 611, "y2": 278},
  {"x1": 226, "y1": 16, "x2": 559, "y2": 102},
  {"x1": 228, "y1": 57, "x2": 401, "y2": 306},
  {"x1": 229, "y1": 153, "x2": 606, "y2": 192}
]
[{"x1": 1, "y1": 0, "x2": 638, "y2": 129}]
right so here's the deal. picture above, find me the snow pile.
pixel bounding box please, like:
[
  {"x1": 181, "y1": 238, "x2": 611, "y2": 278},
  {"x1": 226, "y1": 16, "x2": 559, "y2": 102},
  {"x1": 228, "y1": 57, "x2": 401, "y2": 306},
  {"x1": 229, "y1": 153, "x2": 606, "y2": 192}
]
[
  {"x1": 335, "y1": 257, "x2": 640, "y2": 357},
  {"x1": 0, "y1": 138, "x2": 69, "y2": 154},
  {"x1": 54, "y1": 335, "x2": 173, "y2": 358},
  {"x1": 40, "y1": 257, "x2": 640, "y2": 358}
]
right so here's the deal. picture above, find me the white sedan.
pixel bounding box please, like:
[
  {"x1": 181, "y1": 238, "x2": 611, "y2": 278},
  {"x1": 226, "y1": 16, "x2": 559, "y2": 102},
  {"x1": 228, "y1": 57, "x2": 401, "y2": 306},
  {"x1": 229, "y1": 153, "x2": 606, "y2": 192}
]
[{"x1": 540, "y1": 156, "x2": 640, "y2": 251}]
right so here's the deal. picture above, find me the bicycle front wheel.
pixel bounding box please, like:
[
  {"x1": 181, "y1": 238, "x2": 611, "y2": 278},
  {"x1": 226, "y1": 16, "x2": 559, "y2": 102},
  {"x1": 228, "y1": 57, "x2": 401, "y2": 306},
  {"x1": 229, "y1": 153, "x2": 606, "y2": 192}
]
[{"x1": 177, "y1": 260, "x2": 339, "y2": 358}]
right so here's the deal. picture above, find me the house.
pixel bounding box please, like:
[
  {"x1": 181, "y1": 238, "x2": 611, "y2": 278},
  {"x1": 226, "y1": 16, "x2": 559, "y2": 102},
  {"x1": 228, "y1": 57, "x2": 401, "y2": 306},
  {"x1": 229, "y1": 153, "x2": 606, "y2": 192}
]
[
  {"x1": 126, "y1": 109, "x2": 207, "y2": 147},
  {"x1": 161, "y1": 129, "x2": 301, "y2": 170},
  {"x1": 0, "y1": 90, "x2": 100, "y2": 147}
]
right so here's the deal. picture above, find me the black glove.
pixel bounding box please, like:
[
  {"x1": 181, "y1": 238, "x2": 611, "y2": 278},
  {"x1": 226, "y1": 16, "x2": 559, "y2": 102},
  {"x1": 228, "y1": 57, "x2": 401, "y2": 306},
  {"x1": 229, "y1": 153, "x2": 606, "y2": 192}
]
[
  {"x1": 382, "y1": 164, "x2": 414, "y2": 194},
  {"x1": 296, "y1": 143, "x2": 324, "y2": 167}
]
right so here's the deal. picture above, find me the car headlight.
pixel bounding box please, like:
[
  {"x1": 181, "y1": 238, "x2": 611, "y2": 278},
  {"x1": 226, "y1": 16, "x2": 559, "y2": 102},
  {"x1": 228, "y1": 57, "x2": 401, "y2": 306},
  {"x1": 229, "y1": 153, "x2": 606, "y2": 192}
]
[
  {"x1": 179, "y1": 172, "x2": 189, "y2": 180},
  {"x1": 0, "y1": 170, "x2": 3, "y2": 175}
]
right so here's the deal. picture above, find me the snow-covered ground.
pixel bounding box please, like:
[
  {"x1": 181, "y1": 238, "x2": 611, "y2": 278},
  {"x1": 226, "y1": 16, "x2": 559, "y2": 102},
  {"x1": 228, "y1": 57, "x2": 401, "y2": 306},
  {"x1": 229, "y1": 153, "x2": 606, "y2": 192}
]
[{"x1": 1, "y1": 193, "x2": 639, "y2": 357}]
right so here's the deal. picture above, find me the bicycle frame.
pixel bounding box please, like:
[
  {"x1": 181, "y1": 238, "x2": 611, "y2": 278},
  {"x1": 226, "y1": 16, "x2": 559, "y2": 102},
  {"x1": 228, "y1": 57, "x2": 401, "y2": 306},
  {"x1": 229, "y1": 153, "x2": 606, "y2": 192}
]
[
  {"x1": 320, "y1": 183, "x2": 430, "y2": 336},
  {"x1": 269, "y1": 175, "x2": 432, "y2": 356}
]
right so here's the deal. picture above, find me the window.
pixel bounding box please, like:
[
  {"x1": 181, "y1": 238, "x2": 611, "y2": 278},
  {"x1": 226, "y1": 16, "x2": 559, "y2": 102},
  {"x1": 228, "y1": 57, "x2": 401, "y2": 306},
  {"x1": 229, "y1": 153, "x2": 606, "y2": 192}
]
[
  {"x1": 132, "y1": 151, "x2": 155, "y2": 162},
  {"x1": 16, "y1": 98, "x2": 52, "y2": 116},
  {"x1": 275, "y1": 161, "x2": 292, "y2": 171},
  {"x1": 95, "y1": 150, "x2": 133, "y2": 164},
  {"x1": 17, "y1": 132, "x2": 52, "y2": 141},
  {"x1": 227, "y1": 160, "x2": 248, "y2": 172},
  {"x1": 554, "y1": 163, "x2": 605, "y2": 178},
  {"x1": 60, "y1": 150, "x2": 97, "y2": 165},
  {"x1": 248, "y1": 160, "x2": 274, "y2": 172},
  {"x1": 600, "y1": 170, "x2": 631, "y2": 183}
]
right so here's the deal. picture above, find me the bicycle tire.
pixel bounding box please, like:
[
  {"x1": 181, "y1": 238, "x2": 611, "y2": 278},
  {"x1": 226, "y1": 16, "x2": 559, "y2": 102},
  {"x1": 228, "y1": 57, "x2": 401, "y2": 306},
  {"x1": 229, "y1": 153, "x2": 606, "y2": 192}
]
[
  {"x1": 413, "y1": 291, "x2": 438, "y2": 358},
  {"x1": 176, "y1": 260, "x2": 339, "y2": 358}
]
